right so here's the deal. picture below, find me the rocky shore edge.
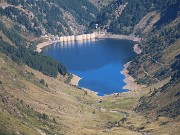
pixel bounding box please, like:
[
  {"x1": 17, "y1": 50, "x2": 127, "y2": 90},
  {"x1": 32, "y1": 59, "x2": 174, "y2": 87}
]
[{"x1": 120, "y1": 62, "x2": 142, "y2": 91}]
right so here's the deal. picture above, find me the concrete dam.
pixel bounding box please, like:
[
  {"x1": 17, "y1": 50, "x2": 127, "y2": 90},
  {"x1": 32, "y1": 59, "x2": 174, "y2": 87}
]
[
  {"x1": 57, "y1": 33, "x2": 96, "y2": 42},
  {"x1": 51, "y1": 33, "x2": 140, "y2": 43}
]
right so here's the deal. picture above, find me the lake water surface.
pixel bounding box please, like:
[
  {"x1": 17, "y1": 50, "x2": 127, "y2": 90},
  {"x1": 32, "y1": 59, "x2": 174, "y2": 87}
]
[{"x1": 42, "y1": 39, "x2": 136, "y2": 96}]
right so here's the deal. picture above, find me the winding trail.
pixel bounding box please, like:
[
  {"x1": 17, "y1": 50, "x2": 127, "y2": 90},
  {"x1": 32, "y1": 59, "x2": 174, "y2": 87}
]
[
  {"x1": 97, "y1": 107, "x2": 151, "y2": 135},
  {"x1": 141, "y1": 63, "x2": 161, "y2": 82}
]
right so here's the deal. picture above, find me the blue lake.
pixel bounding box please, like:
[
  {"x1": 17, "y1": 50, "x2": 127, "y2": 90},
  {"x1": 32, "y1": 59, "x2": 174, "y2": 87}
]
[{"x1": 42, "y1": 39, "x2": 137, "y2": 96}]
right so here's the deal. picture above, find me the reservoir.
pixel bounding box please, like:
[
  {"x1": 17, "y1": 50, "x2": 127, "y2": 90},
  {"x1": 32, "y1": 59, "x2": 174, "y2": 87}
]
[{"x1": 42, "y1": 39, "x2": 137, "y2": 96}]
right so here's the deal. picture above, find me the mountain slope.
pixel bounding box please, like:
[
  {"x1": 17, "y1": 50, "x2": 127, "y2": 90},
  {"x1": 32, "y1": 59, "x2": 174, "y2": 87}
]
[
  {"x1": 1, "y1": 52, "x2": 179, "y2": 135},
  {"x1": 91, "y1": 0, "x2": 179, "y2": 35},
  {"x1": 0, "y1": 0, "x2": 98, "y2": 36},
  {"x1": 89, "y1": 0, "x2": 180, "y2": 122},
  {"x1": 0, "y1": 52, "x2": 149, "y2": 135},
  {"x1": 126, "y1": 2, "x2": 180, "y2": 120}
]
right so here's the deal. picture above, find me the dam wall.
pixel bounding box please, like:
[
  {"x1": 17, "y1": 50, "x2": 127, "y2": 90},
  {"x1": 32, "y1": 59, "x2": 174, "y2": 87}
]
[
  {"x1": 51, "y1": 33, "x2": 141, "y2": 43},
  {"x1": 57, "y1": 33, "x2": 96, "y2": 42}
]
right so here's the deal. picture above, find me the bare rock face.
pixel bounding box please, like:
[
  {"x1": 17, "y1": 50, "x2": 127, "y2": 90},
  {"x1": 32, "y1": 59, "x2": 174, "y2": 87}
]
[
  {"x1": 63, "y1": 10, "x2": 86, "y2": 35},
  {"x1": 0, "y1": 0, "x2": 7, "y2": 3},
  {"x1": 90, "y1": 0, "x2": 114, "y2": 9}
]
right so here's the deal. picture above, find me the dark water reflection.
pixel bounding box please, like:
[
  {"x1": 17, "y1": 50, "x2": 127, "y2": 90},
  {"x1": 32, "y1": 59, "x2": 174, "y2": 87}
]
[{"x1": 42, "y1": 39, "x2": 136, "y2": 96}]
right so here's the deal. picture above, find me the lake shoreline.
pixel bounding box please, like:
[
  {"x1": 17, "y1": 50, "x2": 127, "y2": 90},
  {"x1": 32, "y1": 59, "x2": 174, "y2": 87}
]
[
  {"x1": 69, "y1": 74, "x2": 82, "y2": 86},
  {"x1": 36, "y1": 40, "x2": 54, "y2": 53},
  {"x1": 120, "y1": 62, "x2": 142, "y2": 91},
  {"x1": 120, "y1": 42, "x2": 143, "y2": 92},
  {"x1": 133, "y1": 44, "x2": 142, "y2": 54}
]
